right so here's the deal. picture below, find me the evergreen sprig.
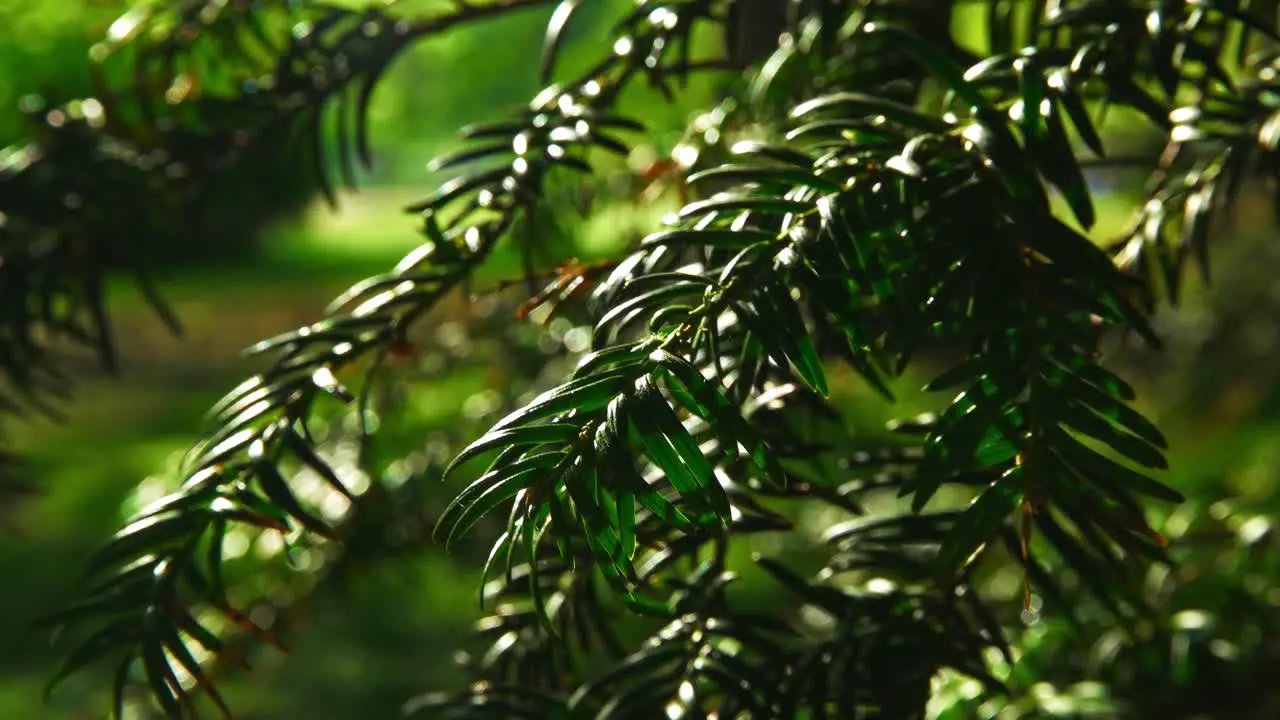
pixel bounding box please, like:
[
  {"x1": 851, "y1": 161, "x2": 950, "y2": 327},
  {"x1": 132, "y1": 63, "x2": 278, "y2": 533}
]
[{"x1": 438, "y1": 16, "x2": 1180, "y2": 620}]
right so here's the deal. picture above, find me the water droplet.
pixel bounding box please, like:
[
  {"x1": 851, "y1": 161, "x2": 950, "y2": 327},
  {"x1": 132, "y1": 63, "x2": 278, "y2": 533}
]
[
  {"x1": 63, "y1": 192, "x2": 82, "y2": 210},
  {"x1": 165, "y1": 74, "x2": 193, "y2": 104},
  {"x1": 462, "y1": 390, "x2": 501, "y2": 421},
  {"x1": 18, "y1": 94, "x2": 45, "y2": 114},
  {"x1": 107, "y1": 9, "x2": 145, "y2": 43},
  {"x1": 531, "y1": 85, "x2": 560, "y2": 110},
  {"x1": 463, "y1": 226, "x2": 482, "y2": 252},
  {"x1": 672, "y1": 143, "x2": 698, "y2": 168},
  {"x1": 362, "y1": 21, "x2": 380, "y2": 37},
  {"x1": 81, "y1": 98, "x2": 105, "y2": 128},
  {"x1": 648, "y1": 7, "x2": 678, "y2": 29},
  {"x1": 548, "y1": 126, "x2": 577, "y2": 144},
  {"x1": 557, "y1": 93, "x2": 582, "y2": 116},
  {"x1": 563, "y1": 326, "x2": 590, "y2": 353}
]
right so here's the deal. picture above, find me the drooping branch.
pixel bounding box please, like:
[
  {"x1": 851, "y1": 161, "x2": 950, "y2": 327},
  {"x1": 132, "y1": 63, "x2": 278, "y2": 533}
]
[
  {"x1": 431, "y1": 14, "x2": 1179, "y2": 659},
  {"x1": 45, "y1": 2, "x2": 741, "y2": 716}
]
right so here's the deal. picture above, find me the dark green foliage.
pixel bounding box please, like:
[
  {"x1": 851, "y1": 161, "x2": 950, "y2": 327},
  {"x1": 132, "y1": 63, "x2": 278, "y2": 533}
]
[{"x1": 13, "y1": 0, "x2": 1280, "y2": 717}]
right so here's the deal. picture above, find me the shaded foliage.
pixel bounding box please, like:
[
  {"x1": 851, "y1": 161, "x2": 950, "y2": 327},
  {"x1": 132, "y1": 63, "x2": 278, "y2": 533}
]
[{"x1": 12, "y1": 0, "x2": 1280, "y2": 717}]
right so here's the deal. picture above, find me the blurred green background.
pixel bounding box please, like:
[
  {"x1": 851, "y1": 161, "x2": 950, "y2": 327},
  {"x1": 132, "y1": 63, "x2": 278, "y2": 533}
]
[{"x1": 2, "y1": 2, "x2": 1279, "y2": 718}]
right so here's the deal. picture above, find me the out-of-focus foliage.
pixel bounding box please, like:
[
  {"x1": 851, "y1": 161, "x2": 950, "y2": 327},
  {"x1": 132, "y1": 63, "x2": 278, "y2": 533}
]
[{"x1": 3, "y1": 0, "x2": 1280, "y2": 718}]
